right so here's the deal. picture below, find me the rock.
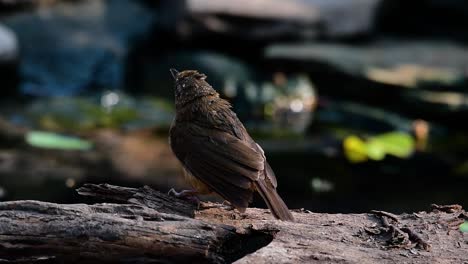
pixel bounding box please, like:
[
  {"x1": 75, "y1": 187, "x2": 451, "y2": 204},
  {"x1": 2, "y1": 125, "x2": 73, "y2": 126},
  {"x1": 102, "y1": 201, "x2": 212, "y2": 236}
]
[
  {"x1": 159, "y1": 0, "x2": 382, "y2": 40},
  {"x1": 3, "y1": 0, "x2": 155, "y2": 96}
]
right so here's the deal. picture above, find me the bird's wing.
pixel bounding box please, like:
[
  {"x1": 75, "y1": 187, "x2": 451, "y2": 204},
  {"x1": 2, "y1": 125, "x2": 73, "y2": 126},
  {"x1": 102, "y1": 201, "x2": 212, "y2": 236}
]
[
  {"x1": 264, "y1": 161, "x2": 278, "y2": 188},
  {"x1": 170, "y1": 123, "x2": 264, "y2": 209},
  {"x1": 196, "y1": 106, "x2": 279, "y2": 189},
  {"x1": 252, "y1": 143, "x2": 278, "y2": 188}
]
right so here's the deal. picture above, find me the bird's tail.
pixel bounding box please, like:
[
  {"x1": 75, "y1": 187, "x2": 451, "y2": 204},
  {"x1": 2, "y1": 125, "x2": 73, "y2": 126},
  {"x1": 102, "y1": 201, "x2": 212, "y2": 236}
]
[{"x1": 256, "y1": 180, "x2": 294, "y2": 221}]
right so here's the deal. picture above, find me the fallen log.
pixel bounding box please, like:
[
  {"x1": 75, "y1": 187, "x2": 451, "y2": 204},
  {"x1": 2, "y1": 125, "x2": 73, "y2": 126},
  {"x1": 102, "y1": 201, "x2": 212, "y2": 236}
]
[{"x1": 0, "y1": 183, "x2": 466, "y2": 263}]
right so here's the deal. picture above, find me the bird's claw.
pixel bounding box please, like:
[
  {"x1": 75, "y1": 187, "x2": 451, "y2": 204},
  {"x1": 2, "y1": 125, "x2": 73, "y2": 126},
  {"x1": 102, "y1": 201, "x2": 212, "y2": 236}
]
[
  {"x1": 167, "y1": 188, "x2": 200, "y2": 205},
  {"x1": 167, "y1": 188, "x2": 177, "y2": 196},
  {"x1": 221, "y1": 200, "x2": 235, "y2": 211},
  {"x1": 200, "y1": 200, "x2": 235, "y2": 211}
]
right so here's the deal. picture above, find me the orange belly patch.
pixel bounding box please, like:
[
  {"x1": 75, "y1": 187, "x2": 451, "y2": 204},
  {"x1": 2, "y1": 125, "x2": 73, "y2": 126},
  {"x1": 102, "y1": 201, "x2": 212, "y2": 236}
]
[{"x1": 184, "y1": 168, "x2": 212, "y2": 194}]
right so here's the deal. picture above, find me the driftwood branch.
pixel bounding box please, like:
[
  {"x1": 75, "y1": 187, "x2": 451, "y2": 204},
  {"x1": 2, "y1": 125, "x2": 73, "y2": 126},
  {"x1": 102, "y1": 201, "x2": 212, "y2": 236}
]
[{"x1": 0, "y1": 184, "x2": 467, "y2": 263}]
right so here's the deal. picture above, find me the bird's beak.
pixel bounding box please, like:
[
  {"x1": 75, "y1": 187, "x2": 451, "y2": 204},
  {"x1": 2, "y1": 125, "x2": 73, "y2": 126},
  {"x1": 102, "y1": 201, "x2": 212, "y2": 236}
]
[{"x1": 170, "y1": 68, "x2": 179, "y2": 80}]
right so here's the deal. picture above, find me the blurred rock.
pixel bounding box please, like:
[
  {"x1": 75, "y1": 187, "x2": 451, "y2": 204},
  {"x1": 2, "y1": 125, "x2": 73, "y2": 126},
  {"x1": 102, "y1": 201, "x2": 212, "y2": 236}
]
[
  {"x1": 266, "y1": 41, "x2": 468, "y2": 88},
  {"x1": 19, "y1": 93, "x2": 174, "y2": 132},
  {"x1": 0, "y1": 117, "x2": 26, "y2": 147},
  {"x1": 129, "y1": 51, "x2": 254, "y2": 99},
  {"x1": 93, "y1": 129, "x2": 181, "y2": 184},
  {"x1": 0, "y1": 0, "x2": 61, "y2": 13},
  {"x1": 0, "y1": 131, "x2": 183, "y2": 202},
  {"x1": 0, "y1": 23, "x2": 19, "y2": 96},
  {"x1": 130, "y1": 49, "x2": 317, "y2": 134},
  {"x1": 0, "y1": 118, "x2": 183, "y2": 202},
  {"x1": 366, "y1": 65, "x2": 461, "y2": 88},
  {"x1": 376, "y1": 0, "x2": 468, "y2": 41},
  {"x1": 3, "y1": 0, "x2": 155, "y2": 96},
  {"x1": 0, "y1": 24, "x2": 18, "y2": 62},
  {"x1": 255, "y1": 74, "x2": 317, "y2": 134},
  {"x1": 317, "y1": 100, "x2": 419, "y2": 134},
  {"x1": 265, "y1": 41, "x2": 468, "y2": 128},
  {"x1": 159, "y1": 0, "x2": 381, "y2": 40}
]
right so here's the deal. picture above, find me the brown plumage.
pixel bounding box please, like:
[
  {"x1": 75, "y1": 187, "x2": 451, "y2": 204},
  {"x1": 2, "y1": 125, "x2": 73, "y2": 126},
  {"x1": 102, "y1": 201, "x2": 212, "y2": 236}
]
[{"x1": 169, "y1": 69, "x2": 294, "y2": 221}]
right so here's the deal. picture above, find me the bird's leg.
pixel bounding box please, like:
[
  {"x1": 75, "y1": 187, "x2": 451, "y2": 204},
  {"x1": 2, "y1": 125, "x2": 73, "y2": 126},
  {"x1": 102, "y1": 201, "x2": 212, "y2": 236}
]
[
  {"x1": 199, "y1": 200, "x2": 235, "y2": 211},
  {"x1": 221, "y1": 200, "x2": 235, "y2": 210},
  {"x1": 167, "y1": 188, "x2": 200, "y2": 204}
]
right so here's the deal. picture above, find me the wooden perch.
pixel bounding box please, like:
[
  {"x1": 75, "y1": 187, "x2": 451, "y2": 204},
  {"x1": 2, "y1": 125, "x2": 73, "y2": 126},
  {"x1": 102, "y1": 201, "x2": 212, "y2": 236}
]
[{"x1": 0, "y1": 184, "x2": 467, "y2": 263}]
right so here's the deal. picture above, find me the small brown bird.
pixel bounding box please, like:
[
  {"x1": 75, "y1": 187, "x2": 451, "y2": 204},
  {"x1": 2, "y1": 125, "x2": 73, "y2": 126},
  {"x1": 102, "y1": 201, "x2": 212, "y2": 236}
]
[{"x1": 169, "y1": 69, "x2": 294, "y2": 221}]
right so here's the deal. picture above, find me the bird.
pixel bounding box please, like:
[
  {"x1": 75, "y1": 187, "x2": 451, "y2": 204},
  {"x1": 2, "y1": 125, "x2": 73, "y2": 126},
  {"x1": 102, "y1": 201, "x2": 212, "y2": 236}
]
[{"x1": 168, "y1": 68, "x2": 294, "y2": 221}]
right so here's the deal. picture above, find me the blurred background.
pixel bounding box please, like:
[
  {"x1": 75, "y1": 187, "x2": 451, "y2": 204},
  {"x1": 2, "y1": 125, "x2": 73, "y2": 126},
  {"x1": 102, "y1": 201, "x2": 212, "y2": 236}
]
[{"x1": 0, "y1": 0, "x2": 467, "y2": 213}]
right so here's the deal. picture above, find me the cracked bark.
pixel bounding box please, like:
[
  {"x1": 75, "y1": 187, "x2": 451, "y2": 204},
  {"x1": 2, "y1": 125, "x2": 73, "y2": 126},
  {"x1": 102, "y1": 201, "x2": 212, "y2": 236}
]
[{"x1": 0, "y1": 184, "x2": 467, "y2": 263}]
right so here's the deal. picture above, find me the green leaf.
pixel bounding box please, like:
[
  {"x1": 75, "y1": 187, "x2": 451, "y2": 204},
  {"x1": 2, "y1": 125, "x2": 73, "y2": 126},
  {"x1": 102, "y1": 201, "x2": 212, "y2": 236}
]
[
  {"x1": 368, "y1": 132, "x2": 415, "y2": 159},
  {"x1": 460, "y1": 222, "x2": 468, "y2": 233},
  {"x1": 365, "y1": 141, "x2": 386, "y2": 161},
  {"x1": 26, "y1": 131, "x2": 93, "y2": 150},
  {"x1": 344, "y1": 132, "x2": 415, "y2": 163}
]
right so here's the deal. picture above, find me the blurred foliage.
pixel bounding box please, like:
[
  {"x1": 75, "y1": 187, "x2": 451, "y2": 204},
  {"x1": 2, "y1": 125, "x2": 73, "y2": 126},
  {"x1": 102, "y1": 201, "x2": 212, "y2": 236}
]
[
  {"x1": 26, "y1": 131, "x2": 93, "y2": 150},
  {"x1": 310, "y1": 178, "x2": 334, "y2": 193},
  {"x1": 23, "y1": 92, "x2": 174, "y2": 132},
  {"x1": 460, "y1": 222, "x2": 468, "y2": 233},
  {"x1": 343, "y1": 132, "x2": 415, "y2": 163},
  {"x1": 454, "y1": 161, "x2": 468, "y2": 176}
]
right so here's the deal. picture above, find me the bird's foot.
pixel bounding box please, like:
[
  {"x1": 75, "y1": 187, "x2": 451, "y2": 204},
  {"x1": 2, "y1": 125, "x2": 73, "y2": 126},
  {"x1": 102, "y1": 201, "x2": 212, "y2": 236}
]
[
  {"x1": 200, "y1": 200, "x2": 235, "y2": 211},
  {"x1": 167, "y1": 188, "x2": 200, "y2": 204},
  {"x1": 221, "y1": 200, "x2": 235, "y2": 211}
]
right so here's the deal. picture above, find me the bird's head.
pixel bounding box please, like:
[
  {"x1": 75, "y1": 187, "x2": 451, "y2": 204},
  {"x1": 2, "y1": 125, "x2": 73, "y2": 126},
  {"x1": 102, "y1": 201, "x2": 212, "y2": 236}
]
[{"x1": 170, "y1": 69, "x2": 218, "y2": 109}]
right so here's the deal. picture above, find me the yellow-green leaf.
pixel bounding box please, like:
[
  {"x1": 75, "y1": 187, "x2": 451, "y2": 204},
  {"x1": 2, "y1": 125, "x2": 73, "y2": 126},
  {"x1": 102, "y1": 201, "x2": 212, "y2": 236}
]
[
  {"x1": 366, "y1": 141, "x2": 386, "y2": 161},
  {"x1": 368, "y1": 132, "x2": 415, "y2": 158},
  {"x1": 343, "y1": 135, "x2": 368, "y2": 163}
]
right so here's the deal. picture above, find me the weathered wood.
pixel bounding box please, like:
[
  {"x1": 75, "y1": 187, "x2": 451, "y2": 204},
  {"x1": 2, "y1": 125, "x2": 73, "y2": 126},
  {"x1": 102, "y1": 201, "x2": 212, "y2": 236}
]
[{"x1": 0, "y1": 183, "x2": 467, "y2": 263}]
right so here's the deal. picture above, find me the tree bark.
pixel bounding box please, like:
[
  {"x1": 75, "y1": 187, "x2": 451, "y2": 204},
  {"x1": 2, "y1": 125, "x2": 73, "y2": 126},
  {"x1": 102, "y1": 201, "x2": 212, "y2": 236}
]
[{"x1": 0, "y1": 183, "x2": 466, "y2": 263}]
